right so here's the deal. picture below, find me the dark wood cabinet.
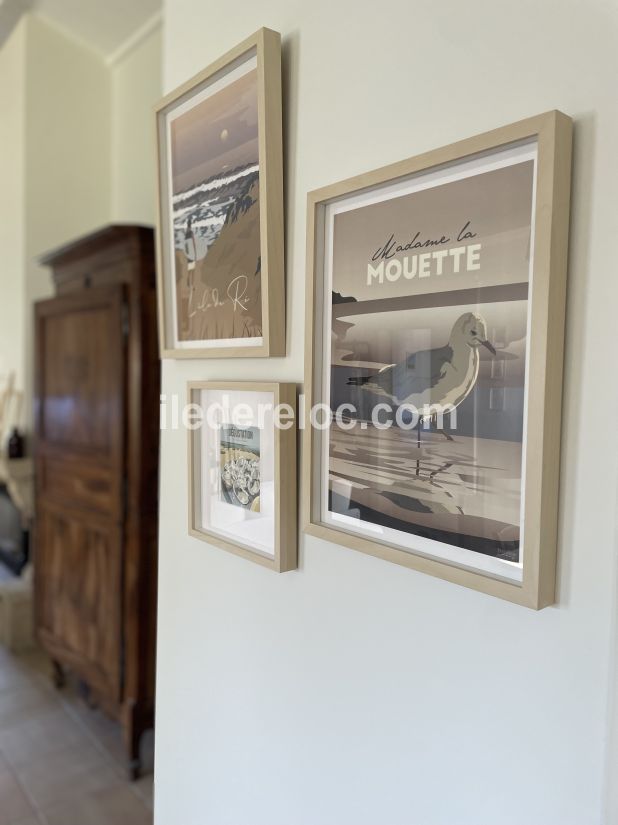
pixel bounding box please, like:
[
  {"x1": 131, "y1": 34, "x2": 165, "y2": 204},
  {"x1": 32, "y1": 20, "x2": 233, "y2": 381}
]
[{"x1": 34, "y1": 225, "x2": 159, "y2": 778}]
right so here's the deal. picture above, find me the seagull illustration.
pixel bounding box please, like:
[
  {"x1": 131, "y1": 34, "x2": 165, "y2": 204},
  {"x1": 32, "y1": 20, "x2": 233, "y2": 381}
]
[{"x1": 347, "y1": 312, "x2": 496, "y2": 415}]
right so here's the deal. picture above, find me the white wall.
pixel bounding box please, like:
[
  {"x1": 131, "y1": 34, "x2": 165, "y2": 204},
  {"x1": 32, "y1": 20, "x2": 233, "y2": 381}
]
[
  {"x1": 0, "y1": 20, "x2": 25, "y2": 396},
  {"x1": 24, "y1": 13, "x2": 111, "y2": 295},
  {"x1": 155, "y1": 2, "x2": 618, "y2": 824},
  {"x1": 111, "y1": 23, "x2": 162, "y2": 224}
]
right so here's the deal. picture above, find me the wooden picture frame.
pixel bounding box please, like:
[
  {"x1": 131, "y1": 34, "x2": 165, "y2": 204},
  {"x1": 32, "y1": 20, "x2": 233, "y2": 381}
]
[
  {"x1": 188, "y1": 381, "x2": 297, "y2": 571},
  {"x1": 155, "y1": 28, "x2": 284, "y2": 359},
  {"x1": 303, "y1": 111, "x2": 572, "y2": 609}
]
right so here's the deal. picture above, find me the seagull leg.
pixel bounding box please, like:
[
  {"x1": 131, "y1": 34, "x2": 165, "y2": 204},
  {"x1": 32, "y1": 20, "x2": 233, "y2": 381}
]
[{"x1": 416, "y1": 423, "x2": 421, "y2": 476}]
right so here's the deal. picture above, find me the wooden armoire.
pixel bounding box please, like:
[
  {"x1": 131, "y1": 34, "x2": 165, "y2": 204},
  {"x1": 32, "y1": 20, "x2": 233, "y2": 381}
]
[{"x1": 34, "y1": 225, "x2": 159, "y2": 778}]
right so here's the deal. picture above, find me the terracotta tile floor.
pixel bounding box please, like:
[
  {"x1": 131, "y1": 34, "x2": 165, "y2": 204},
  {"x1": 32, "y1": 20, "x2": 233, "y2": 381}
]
[{"x1": 0, "y1": 645, "x2": 153, "y2": 824}]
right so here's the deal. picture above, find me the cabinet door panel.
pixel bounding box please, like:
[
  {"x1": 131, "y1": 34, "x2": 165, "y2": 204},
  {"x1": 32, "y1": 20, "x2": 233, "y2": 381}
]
[
  {"x1": 38, "y1": 454, "x2": 118, "y2": 519},
  {"x1": 34, "y1": 287, "x2": 126, "y2": 702},
  {"x1": 37, "y1": 295, "x2": 124, "y2": 457},
  {"x1": 37, "y1": 502, "x2": 122, "y2": 700}
]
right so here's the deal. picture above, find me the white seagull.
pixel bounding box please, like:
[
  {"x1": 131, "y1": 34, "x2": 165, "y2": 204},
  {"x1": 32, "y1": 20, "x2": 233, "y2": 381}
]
[{"x1": 347, "y1": 312, "x2": 496, "y2": 414}]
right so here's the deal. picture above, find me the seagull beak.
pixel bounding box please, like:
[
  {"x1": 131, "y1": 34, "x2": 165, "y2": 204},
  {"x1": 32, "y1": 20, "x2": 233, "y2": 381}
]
[{"x1": 480, "y1": 339, "x2": 496, "y2": 355}]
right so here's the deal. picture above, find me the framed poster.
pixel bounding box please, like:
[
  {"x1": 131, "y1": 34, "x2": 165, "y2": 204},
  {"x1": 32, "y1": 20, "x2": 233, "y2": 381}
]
[
  {"x1": 155, "y1": 28, "x2": 284, "y2": 358},
  {"x1": 303, "y1": 111, "x2": 572, "y2": 608},
  {"x1": 188, "y1": 381, "x2": 297, "y2": 571}
]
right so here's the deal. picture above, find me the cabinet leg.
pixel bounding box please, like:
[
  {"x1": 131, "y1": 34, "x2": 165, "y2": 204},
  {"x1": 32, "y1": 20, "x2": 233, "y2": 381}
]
[
  {"x1": 51, "y1": 659, "x2": 65, "y2": 690},
  {"x1": 128, "y1": 759, "x2": 140, "y2": 782},
  {"x1": 123, "y1": 700, "x2": 142, "y2": 781}
]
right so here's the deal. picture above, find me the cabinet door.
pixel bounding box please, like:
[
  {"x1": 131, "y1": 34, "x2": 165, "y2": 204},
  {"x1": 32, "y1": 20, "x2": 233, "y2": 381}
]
[
  {"x1": 34, "y1": 287, "x2": 126, "y2": 701},
  {"x1": 36, "y1": 502, "x2": 123, "y2": 698}
]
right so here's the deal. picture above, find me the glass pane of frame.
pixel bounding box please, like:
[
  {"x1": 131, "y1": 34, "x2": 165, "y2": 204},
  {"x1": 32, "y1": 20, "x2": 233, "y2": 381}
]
[{"x1": 312, "y1": 139, "x2": 540, "y2": 585}]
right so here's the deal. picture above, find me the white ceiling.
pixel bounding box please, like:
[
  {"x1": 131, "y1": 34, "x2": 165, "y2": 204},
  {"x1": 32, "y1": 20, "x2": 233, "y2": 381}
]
[{"x1": 0, "y1": 0, "x2": 162, "y2": 58}]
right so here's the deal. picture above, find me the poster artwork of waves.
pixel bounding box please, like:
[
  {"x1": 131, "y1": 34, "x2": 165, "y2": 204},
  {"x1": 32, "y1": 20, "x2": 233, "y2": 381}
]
[{"x1": 172, "y1": 162, "x2": 259, "y2": 262}]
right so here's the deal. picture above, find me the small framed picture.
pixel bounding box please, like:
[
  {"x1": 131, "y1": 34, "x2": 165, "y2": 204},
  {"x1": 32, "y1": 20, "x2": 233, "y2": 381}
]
[
  {"x1": 303, "y1": 111, "x2": 572, "y2": 608},
  {"x1": 155, "y1": 28, "x2": 284, "y2": 358},
  {"x1": 188, "y1": 382, "x2": 297, "y2": 571}
]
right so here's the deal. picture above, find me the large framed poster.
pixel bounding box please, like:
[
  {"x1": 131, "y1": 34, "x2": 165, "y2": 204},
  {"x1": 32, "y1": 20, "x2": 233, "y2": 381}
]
[
  {"x1": 155, "y1": 28, "x2": 284, "y2": 358},
  {"x1": 303, "y1": 111, "x2": 572, "y2": 608}
]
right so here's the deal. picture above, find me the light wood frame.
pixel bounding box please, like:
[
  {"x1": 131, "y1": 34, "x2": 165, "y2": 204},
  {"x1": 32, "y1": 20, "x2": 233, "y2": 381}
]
[
  {"x1": 188, "y1": 381, "x2": 297, "y2": 571},
  {"x1": 303, "y1": 111, "x2": 572, "y2": 609},
  {"x1": 155, "y1": 28, "x2": 284, "y2": 359}
]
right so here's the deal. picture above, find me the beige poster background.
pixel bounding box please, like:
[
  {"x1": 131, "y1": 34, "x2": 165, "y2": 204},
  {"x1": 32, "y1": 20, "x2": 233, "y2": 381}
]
[{"x1": 333, "y1": 160, "x2": 534, "y2": 301}]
